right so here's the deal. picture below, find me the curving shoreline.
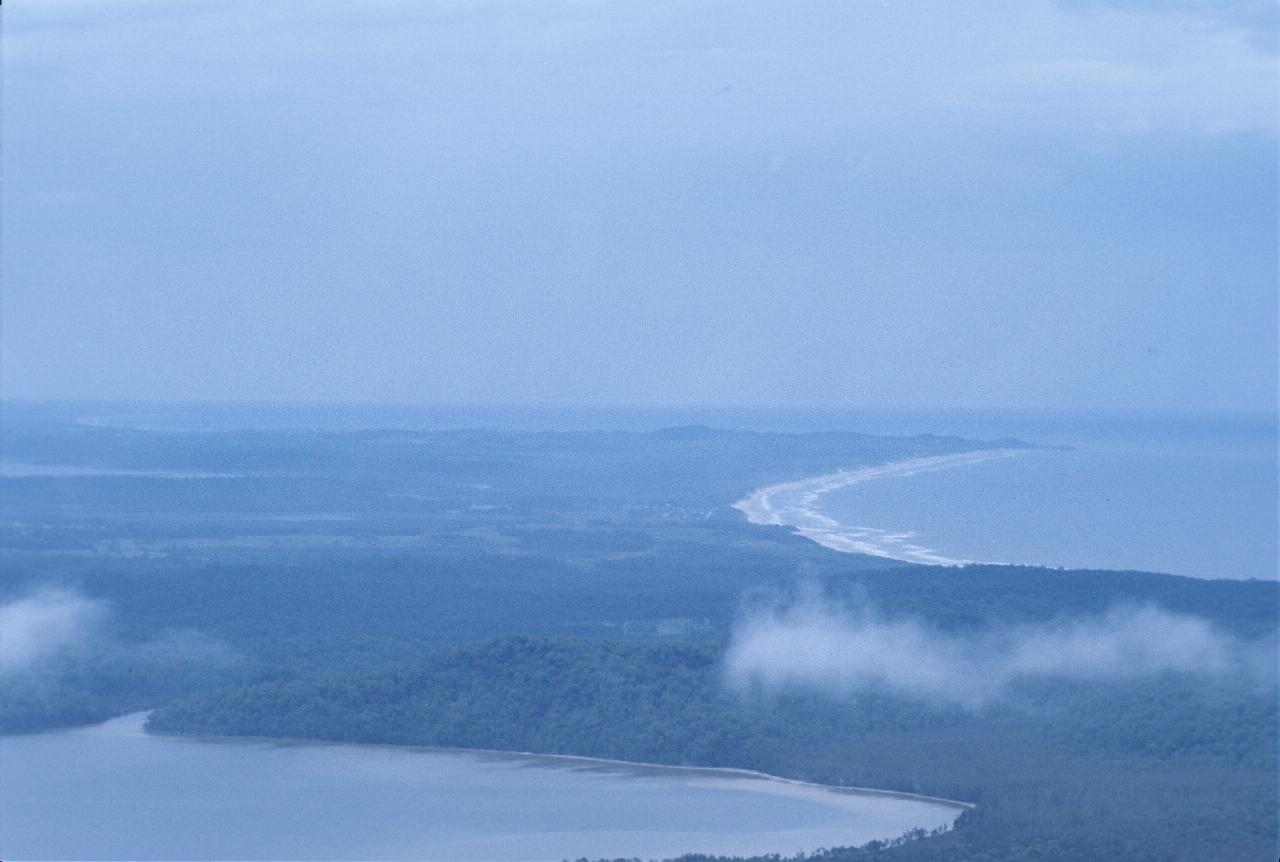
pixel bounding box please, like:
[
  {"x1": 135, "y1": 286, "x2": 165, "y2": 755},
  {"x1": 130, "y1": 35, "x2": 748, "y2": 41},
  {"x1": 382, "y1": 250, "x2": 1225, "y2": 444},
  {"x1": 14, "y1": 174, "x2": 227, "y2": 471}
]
[
  {"x1": 122, "y1": 712, "x2": 972, "y2": 814},
  {"x1": 5, "y1": 713, "x2": 972, "y2": 861},
  {"x1": 732, "y1": 450, "x2": 1020, "y2": 565}
]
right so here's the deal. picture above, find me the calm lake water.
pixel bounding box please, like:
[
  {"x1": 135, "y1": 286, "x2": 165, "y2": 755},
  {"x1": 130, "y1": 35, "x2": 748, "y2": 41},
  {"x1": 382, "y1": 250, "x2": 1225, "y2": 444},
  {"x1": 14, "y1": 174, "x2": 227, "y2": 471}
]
[{"x1": 0, "y1": 715, "x2": 964, "y2": 861}]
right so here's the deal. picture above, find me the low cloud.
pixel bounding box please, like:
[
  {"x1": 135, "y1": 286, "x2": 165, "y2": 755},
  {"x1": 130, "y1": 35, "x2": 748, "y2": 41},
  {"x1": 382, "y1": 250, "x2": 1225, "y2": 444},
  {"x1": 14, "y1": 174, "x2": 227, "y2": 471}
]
[
  {"x1": 724, "y1": 597, "x2": 1265, "y2": 708},
  {"x1": 0, "y1": 589, "x2": 107, "y2": 674}
]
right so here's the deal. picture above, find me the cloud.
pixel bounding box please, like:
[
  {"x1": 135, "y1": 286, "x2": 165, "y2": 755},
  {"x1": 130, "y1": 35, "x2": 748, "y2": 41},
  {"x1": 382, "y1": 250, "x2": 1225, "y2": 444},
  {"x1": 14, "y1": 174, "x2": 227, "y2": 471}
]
[
  {"x1": 724, "y1": 597, "x2": 1265, "y2": 708},
  {"x1": 9, "y1": 0, "x2": 1276, "y2": 141},
  {"x1": 1056, "y1": 0, "x2": 1279, "y2": 54},
  {"x1": 0, "y1": 589, "x2": 107, "y2": 674},
  {"x1": 4, "y1": 1, "x2": 1275, "y2": 411}
]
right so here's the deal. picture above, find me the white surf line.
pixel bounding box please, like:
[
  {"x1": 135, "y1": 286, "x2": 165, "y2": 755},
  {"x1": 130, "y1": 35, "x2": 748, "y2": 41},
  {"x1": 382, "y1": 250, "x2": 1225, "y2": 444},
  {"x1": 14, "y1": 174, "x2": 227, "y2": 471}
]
[{"x1": 732, "y1": 450, "x2": 1021, "y2": 565}]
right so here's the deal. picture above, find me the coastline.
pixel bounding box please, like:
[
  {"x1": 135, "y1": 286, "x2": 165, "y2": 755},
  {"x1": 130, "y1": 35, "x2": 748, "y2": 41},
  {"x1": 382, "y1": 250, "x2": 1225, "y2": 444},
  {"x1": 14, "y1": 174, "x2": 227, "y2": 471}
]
[
  {"x1": 106, "y1": 713, "x2": 973, "y2": 813},
  {"x1": 732, "y1": 450, "x2": 1019, "y2": 565}
]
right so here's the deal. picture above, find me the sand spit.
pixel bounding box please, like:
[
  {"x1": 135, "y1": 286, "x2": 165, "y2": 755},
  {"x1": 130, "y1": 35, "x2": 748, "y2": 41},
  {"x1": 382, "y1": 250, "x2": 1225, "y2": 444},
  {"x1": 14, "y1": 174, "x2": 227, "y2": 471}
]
[{"x1": 732, "y1": 450, "x2": 1020, "y2": 565}]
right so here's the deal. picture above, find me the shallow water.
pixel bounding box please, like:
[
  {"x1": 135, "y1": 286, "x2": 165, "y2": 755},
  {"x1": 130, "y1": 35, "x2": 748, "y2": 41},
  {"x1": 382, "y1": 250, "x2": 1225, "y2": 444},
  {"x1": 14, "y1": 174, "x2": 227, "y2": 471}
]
[
  {"x1": 0, "y1": 715, "x2": 963, "y2": 861},
  {"x1": 813, "y1": 420, "x2": 1277, "y2": 580}
]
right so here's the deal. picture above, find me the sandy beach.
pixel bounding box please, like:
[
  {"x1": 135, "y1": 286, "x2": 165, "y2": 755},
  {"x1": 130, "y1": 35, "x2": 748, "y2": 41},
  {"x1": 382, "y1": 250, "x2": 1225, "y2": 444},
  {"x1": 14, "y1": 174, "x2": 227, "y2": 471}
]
[{"x1": 732, "y1": 450, "x2": 1019, "y2": 565}]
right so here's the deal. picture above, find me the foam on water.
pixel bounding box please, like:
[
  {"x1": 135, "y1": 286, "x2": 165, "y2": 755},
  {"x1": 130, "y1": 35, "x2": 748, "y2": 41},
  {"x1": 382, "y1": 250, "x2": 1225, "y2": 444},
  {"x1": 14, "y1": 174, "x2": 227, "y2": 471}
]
[
  {"x1": 733, "y1": 450, "x2": 1019, "y2": 566},
  {"x1": 734, "y1": 421, "x2": 1277, "y2": 580}
]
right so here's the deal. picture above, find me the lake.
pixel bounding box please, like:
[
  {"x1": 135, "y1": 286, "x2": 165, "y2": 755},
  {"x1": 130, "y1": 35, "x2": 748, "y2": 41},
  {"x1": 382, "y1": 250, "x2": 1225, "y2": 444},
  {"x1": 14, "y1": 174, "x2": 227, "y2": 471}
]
[{"x1": 0, "y1": 714, "x2": 965, "y2": 861}]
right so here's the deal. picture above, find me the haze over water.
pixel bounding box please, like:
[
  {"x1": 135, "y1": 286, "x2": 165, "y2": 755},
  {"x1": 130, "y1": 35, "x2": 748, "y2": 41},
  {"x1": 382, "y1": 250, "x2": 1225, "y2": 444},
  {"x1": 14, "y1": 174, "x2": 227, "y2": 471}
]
[
  {"x1": 809, "y1": 413, "x2": 1278, "y2": 581},
  {"x1": 21, "y1": 402, "x2": 1273, "y2": 580}
]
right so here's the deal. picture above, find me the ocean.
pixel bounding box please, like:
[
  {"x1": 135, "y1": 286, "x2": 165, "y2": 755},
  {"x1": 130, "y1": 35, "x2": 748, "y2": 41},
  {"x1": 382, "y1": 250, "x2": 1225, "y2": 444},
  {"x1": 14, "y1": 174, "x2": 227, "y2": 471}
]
[
  {"x1": 12, "y1": 401, "x2": 1276, "y2": 579},
  {"x1": 799, "y1": 413, "x2": 1278, "y2": 581}
]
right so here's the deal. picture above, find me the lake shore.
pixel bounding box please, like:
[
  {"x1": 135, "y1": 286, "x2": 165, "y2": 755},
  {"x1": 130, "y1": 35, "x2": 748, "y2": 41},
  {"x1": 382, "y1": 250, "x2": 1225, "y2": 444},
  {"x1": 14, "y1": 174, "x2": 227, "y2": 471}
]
[
  {"x1": 2, "y1": 714, "x2": 971, "y2": 862},
  {"x1": 129, "y1": 712, "x2": 972, "y2": 813}
]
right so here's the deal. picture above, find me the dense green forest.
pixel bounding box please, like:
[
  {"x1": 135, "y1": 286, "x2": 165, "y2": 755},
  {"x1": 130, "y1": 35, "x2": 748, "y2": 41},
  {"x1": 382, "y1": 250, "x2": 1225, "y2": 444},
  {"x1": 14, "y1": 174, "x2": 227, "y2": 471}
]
[
  {"x1": 2, "y1": 412, "x2": 1276, "y2": 860},
  {"x1": 147, "y1": 634, "x2": 1276, "y2": 862}
]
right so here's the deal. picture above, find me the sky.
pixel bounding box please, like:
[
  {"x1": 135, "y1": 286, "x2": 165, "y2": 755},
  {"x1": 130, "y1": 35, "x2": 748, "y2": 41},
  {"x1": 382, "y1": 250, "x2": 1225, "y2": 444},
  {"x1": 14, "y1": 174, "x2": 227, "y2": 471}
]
[{"x1": 3, "y1": 0, "x2": 1277, "y2": 411}]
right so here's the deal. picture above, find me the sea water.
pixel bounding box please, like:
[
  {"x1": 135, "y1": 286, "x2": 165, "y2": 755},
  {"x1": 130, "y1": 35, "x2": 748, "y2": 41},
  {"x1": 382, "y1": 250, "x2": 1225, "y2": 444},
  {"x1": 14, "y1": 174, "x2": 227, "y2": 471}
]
[
  {"x1": 808, "y1": 413, "x2": 1277, "y2": 580},
  {"x1": 12, "y1": 402, "x2": 1275, "y2": 579}
]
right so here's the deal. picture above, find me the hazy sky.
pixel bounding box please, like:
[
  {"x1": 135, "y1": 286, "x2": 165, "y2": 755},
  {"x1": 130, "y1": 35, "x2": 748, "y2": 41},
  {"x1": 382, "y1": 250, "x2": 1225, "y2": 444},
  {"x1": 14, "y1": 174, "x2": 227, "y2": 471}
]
[{"x1": 4, "y1": 0, "x2": 1277, "y2": 410}]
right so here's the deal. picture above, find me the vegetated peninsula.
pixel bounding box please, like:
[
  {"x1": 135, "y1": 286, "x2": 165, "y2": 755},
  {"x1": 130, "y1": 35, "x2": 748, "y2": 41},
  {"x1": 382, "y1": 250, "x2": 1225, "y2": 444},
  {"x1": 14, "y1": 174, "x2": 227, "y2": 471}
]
[{"x1": 2, "y1": 409, "x2": 1275, "y2": 862}]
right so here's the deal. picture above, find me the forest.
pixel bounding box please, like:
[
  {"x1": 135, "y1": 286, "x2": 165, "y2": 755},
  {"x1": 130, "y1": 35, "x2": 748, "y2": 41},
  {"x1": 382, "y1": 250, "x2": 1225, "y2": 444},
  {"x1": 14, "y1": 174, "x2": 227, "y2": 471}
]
[
  {"x1": 2, "y1": 411, "x2": 1276, "y2": 861},
  {"x1": 145, "y1": 633, "x2": 1275, "y2": 862}
]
